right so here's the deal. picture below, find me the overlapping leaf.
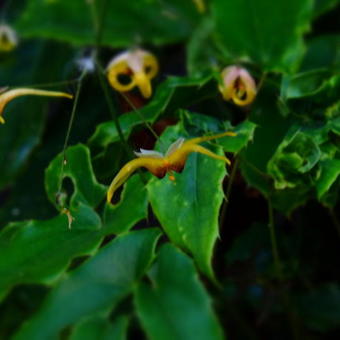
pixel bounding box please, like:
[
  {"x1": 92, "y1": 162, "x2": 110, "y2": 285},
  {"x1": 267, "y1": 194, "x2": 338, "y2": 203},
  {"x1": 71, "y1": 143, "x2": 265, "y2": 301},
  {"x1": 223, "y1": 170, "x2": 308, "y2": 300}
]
[
  {"x1": 0, "y1": 205, "x2": 102, "y2": 302},
  {"x1": 13, "y1": 228, "x2": 161, "y2": 339},
  {"x1": 70, "y1": 316, "x2": 128, "y2": 340},
  {"x1": 181, "y1": 111, "x2": 257, "y2": 153},
  {"x1": 88, "y1": 75, "x2": 214, "y2": 149},
  {"x1": 0, "y1": 143, "x2": 149, "y2": 301},
  {"x1": 135, "y1": 244, "x2": 224, "y2": 340}
]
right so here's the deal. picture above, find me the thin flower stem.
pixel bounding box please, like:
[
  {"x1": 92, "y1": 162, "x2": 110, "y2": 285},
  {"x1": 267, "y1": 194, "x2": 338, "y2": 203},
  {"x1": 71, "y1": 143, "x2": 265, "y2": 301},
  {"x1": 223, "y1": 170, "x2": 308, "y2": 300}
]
[
  {"x1": 119, "y1": 91, "x2": 160, "y2": 141},
  {"x1": 22, "y1": 78, "x2": 79, "y2": 89},
  {"x1": 90, "y1": 0, "x2": 165, "y2": 151},
  {"x1": 90, "y1": 0, "x2": 108, "y2": 48},
  {"x1": 57, "y1": 69, "x2": 87, "y2": 203},
  {"x1": 95, "y1": 61, "x2": 130, "y2": 155},
  {"x1": 90, "y1": 0, "x2": 130, "y2": 155},
  {"x1": 89, "y1": 0, "x2": 150, "y2": 193}
]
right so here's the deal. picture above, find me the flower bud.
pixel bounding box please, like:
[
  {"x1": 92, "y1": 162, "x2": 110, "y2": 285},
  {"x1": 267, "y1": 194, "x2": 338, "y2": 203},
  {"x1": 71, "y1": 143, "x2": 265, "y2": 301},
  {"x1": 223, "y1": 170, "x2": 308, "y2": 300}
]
[
  {"x1": 0, "y1": 24, "x2": 18, "y2": 52},
  {"x1": 219, "y1": 66, "x2": 257, "y2": 106},
  {"x1": 107, "y1": 48, "x2": 159, "y2": 99}
]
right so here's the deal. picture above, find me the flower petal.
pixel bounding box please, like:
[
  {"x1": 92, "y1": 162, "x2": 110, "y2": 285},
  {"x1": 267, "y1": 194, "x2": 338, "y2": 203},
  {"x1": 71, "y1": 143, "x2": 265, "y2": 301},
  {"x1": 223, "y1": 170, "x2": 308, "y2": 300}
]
[
  {"x1": 134, "y1": 149, "x2": 164, "y2": 158},
  {"x1": 107, "y1": 157, "x2": 165, "y2": 203},
  {"x1": 0, "y1": 88, "x2": 73, "y2": 124}
]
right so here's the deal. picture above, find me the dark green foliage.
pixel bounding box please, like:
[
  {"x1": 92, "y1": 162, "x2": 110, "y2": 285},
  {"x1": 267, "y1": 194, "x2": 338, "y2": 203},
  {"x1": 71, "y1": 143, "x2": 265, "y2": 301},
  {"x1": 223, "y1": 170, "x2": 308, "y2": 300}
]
[{"x1": 0, "y1": 0, "x2": 339, "y2": 339}]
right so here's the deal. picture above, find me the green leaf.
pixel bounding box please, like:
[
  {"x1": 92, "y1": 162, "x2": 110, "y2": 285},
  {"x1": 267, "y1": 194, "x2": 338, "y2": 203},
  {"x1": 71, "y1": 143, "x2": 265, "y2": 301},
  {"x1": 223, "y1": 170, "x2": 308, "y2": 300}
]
[
  {"x1": 267, "y1": 129, "x2": 321, "y2": 189},
  {"x1": 13, "y1": 228, "x2": 161, "y2": 340},
  {"x1": 187, "y1": 18, "x2": 222, "y2": 77},
  {"x1": 180, "y1": 110, "x2": 224, "y2": 135},
  {"x1": 240, "y1": 85, "x2": 291, "y2": 195},
  {"x1": 15, "y1": 0, "x2": 201, "y2": 47},
  {"x1": 0, "y1": 204, "x2": 102, "y2": 302},
  {"x1": 316, "y1": 159, "x2": 340, "y2": 199},
  {"x1": 147, "y1": 124, "x2": 226, "y2": 278},
  {"x1": 212, "y1": 0, "x2": 313, "y2": 72},
  {"x1": 240, "y1": 159, "x2": 272, "y2": 196},
  {"x1": 280, "y1": 69, "x2": 332, "y2": 99},
  {"x1": 70, "y1": 316, "x2": 128, "y2": 340},
  {"x1": 237, "y1": 85, "x2": 319, "y2": 214},
  {"x1": 329, "y1": 116, "x2": 340, "y2": 134},
  {"x1": 221, "y1": 120, "x2": 257, "y2": 153},
  {"x1": 45, "y1": 144, "x2": 106, "y2": 210},
  {"x1": 270, "y1": 185, "x2": 311, "y2": 215},
  {"x1": 300, "y1": 35, "x2": 340, "y2": 71},
  {"x1": 135, "y1": 244, "x2": 224, "y2": 340},
  {"x1": 0, "y1": 171, "x2": 148, "y2": 301},
  {"x1": 104, "y1": 174, "x2": 148, "y2": 234},
  {"x1": 284, "y1": 75, "x2": 340, "y2": 118},
  {"x1": 181, "y1": 111, "x2": 256, "y2": 153},
  {"x1": 88, "y1": 75, "x2": 214, "y2": 149}
]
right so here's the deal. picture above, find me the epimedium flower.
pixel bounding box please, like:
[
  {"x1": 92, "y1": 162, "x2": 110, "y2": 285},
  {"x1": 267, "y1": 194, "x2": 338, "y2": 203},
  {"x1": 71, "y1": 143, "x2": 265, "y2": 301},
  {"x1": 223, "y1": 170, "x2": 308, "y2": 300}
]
[
  {"x1": 0, "y1": 24, "x2": 18, "y2": 52},
  {"x1": 106, "y1": 48, "x2": 159, "y2": 99},
  {"x1": 192, "y1": 0, "x2": 206, "y2": 13},
  {"x1": 0, "y1": 24, "x2": 17, "y2": 52},
  {"x1": 0, "y1": 88, "x2": 73, "y2": 124},
  {"x1": 107, "y1": 131, "x2": 236, "y2": 203},
  {"x1": 219, "y1": 66, "x2": 257, "y2": 106}
]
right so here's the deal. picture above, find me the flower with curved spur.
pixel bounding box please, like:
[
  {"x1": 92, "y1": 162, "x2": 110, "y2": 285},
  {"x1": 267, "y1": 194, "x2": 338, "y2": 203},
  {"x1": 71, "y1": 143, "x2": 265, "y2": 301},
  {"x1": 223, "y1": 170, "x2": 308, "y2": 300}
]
[
  {"x1": 219, "y1": 66, "x2": 257, "y2": 106},
  {"x1": 107, "y1": 48, "x2": 159, "y2": 99},
  {"x1": 107, "y1": 131, "x2": 236, "y2": 203},
  {"x1": 0, "y1": 88, "x2": 73, "y2": 124},
  {"x1": 0, "y1": 24, "x2": 18, "y2": 52}
]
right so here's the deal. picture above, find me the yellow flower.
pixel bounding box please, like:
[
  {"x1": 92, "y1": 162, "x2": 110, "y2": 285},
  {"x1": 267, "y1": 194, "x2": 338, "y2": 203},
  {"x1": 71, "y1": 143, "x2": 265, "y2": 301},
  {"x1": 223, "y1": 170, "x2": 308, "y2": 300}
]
[
  {"x1": 192, "y1": 0, "x2": 206, "y2": 13},
  {"x1": 0, "y1": 88, "x2": 73, "y2": 124},
  {"x1": 0, "y1": 24, "x2": 18, "y2": 52},
  {"x1": 107, "y1": 48, "x2": 159, "y2": 99},
  {"x1": 219, "y1": 66, "x2": 257, "y2": 106},
  {"x1": 107, "y1": 131, "x2": 236, "y2": 202}
]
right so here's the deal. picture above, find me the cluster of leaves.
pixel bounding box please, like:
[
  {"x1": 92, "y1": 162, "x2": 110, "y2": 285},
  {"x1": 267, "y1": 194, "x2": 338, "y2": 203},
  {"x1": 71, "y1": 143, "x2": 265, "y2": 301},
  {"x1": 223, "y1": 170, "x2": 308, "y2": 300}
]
[{"x1": 0, "y1": 0, "x2": 339, "y2": 339}]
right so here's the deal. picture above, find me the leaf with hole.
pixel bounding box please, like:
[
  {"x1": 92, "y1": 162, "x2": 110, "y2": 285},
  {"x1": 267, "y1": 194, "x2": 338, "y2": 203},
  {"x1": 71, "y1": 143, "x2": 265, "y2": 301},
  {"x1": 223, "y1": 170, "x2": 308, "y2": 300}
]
[{"x1": 13, "y1": 228, "x2": 161, "y2": 339}]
